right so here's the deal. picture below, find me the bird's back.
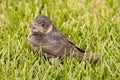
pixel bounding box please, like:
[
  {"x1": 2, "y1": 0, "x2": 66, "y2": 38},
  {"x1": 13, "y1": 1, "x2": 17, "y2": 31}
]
[{"x1": 40, "y1": 30, "x2": 85, "y2": 59}]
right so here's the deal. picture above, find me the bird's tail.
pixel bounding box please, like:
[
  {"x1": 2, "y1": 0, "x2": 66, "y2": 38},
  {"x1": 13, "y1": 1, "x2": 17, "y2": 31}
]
[{"x1": 81, "y1": 53, "x2": 100, "y2": 65}]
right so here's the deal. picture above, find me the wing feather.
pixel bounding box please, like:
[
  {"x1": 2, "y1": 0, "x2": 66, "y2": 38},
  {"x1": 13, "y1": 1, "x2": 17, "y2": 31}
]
[{"x1": 41, "y1": 31, "x2": 84, "y2": 58}]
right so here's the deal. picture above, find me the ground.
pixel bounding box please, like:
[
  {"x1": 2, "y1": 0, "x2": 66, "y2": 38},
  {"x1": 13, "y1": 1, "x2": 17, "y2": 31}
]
[{"x1": 0, "y1": 0, "x2": 120, "y2": 80}]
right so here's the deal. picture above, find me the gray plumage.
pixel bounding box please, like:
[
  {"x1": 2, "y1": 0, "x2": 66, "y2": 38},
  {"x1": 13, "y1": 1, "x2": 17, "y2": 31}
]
[{"x1": 27, "y1": 15, "x2": 99, "y2": 63}]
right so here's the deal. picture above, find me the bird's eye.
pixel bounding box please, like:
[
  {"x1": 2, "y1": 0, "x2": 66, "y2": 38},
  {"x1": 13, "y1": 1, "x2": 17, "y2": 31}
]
[
  {"x1": 41, "y1": 23, "x2": 44, "y2": 26},
  {"x1": 40, "y1": 23, "x2": 45, "y2": 27}
]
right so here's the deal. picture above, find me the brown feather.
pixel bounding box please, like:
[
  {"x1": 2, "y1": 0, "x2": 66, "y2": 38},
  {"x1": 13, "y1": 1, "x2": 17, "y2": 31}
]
[{"x1": 27, "y1": 15, "x2": 99, "y2": 64}]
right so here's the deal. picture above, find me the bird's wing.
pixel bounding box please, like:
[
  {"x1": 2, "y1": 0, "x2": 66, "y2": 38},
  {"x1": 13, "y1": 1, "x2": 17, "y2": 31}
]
[{"x1": 41, "y1": 31, "x2": 84, "y2": 58}]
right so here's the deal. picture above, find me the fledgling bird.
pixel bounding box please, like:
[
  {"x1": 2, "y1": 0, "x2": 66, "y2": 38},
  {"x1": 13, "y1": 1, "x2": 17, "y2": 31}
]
[{"x1": 27, "y1": 15, "x2": 99, "y2": 64}]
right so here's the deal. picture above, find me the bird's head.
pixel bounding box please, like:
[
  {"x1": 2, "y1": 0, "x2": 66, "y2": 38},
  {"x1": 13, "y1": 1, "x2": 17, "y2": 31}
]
[{"x1": 29, "y1": 15, "x2": 53, "y2": 34}]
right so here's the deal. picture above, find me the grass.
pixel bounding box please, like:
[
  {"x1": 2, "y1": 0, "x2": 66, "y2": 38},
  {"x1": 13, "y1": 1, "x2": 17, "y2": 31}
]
[{"x1": 0, "y1": 0, "x2": 120, "y2": 80}]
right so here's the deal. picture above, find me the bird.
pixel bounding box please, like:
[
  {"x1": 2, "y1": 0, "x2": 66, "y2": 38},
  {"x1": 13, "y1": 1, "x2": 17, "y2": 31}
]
[{"x1": 27, "y1": 15, "x2": 99, "y2": 64}]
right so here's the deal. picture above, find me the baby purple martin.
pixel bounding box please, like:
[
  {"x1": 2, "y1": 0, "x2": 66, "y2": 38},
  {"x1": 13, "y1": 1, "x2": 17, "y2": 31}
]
[{"x1": 27, "y1": 15, "x2": 99, "y2": 64}]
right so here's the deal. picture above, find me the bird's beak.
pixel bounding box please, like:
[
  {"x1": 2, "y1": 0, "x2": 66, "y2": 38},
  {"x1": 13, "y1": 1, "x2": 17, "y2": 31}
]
[{"x1": 29, "y1": 23, "x2": 33, "y2": 28}]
